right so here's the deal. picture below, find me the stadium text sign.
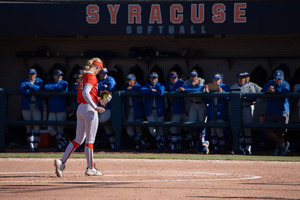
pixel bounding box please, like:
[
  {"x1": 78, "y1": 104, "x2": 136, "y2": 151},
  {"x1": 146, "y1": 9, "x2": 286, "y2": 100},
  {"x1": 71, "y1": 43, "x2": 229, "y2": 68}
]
[
  {"x1": 86, "y1": 3, "x2": 247, "y2": 35},
  {"x1": 0, "y1": 1, "x2": 299, "y2": 35}
]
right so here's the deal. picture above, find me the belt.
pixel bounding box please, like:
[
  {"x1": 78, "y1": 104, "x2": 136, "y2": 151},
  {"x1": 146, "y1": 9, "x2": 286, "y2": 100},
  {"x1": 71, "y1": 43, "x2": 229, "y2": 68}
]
[
  {"x1": 191, "y1": 101, "x2": 203, "y2": 104},
  {"x1": 30, "y1": 101, "x2": 35, "y2": 104},
  {"x1": 243, "y1": 104, "x2": 253, "y2": 108},
  {"x1": 152, "y1": 107, "x2": 156, "y2": 110}
]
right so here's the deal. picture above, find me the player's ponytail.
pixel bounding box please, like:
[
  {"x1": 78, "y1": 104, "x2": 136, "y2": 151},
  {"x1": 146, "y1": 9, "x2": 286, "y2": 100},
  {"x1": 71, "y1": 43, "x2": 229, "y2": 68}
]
[
  {"x1": 79, "y1": 58, "x2": 103, "y2": 82},
  {"x1": 88, "y1": 57, "x2": 104, "y2": 71}
]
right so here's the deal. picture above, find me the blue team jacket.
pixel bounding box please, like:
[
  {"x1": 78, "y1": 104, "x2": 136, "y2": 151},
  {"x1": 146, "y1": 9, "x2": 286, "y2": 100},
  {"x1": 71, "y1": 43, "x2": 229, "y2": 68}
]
[
  {"x1": 165, "y1": 78, "x2": 185, "y2": 114},
  {"x1": 121, "y1": 82, "x2": 144, "y2": 120},
  {"x1": 19, "y1": 77, "x2": 43, "y2": 110},
  {"x1": 141, "y1": 82, "x2": 166, "y2": 117},
  {"x1": 44, "y1": 80, "x2": 68, "y2": 112},
  {"x1": 182, "y1": 82, "x2": 204, "y2": 92},
  {"x1": 261, "y1": 79, "x2": 290, "y2": 115},
  {"x1": 206, "y1": 83, "x2": 230, "y2": 121},
  {"x1": 98, "y1": 76, "x2": 116, "y2": 109}
]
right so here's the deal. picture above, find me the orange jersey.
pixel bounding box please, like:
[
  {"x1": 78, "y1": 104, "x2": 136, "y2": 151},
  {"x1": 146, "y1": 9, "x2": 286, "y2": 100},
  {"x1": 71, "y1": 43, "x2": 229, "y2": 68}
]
[{"x1": 77, "y1": 72, "x2": 98, "y2": 104}]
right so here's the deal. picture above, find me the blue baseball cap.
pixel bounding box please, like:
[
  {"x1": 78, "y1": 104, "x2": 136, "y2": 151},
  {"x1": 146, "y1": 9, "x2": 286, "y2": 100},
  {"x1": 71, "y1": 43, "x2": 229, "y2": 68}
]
[
  {"x1": 149, "y1": 73, "x2": 158, "y2": 78},
  {"x1": 244, "y1": 72, "x2": 250, "y2": 77},
  {"x1": 126, "y1": 74, "x2": 136, "y2": 80},
  {"x1": 101, "y1": 68, "x2": 109, "y2": 73},
  {"x1": 28, "y1": 69, "x2": 37, "y2": 74},
  {"x1": 236, "y1": 72, "x2": 245, "y2": 78},
  {"x1": 53, "y1": 70, "x2": 63, "y2": 76},
  {"x1": 189, "y1": 71, "x2": 198, "y2": 76},
  {"x1": 212, "y1": 74, "x2": 222, "y2": 79},
  {"x1": 169, "y1": 72, "x2": 178, "y2": 78},
  {"x1": 274, "y1": 69, "x2": 284, "y2": 80}
]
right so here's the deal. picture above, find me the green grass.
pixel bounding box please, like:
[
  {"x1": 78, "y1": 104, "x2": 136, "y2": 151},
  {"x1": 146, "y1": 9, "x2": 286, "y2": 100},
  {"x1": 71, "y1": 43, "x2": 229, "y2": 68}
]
[{"x1": 0, "y1": 152, "x2": 300, "y2": 162}]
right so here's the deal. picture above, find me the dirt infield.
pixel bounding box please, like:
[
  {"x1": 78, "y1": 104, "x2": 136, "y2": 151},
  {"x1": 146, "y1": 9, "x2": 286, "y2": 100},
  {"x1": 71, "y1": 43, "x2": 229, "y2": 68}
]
[{"x1": 0, "y1": 157, "x2": 299, "y2": 200}]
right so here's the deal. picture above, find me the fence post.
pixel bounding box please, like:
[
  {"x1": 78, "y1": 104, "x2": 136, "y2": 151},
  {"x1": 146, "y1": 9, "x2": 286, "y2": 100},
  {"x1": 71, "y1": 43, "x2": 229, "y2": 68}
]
[
  {"x1": 0, "y1": 88, "x2": 7, "y2": 152},
  {"x1": 111, "y1": 91, "x2": 122, "y2": 151},
  {"x1": 230, "y1": 91, "x2": 242, "y2": 154}
]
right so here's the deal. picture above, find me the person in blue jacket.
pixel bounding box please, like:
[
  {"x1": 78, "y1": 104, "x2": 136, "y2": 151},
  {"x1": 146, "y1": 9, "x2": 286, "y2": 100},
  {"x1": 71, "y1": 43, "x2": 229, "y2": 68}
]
[
  {"x1": 122, "y1": 73, "x2": 145, "y2": 151},
  {"x1": 178, "y1": 70, "x2": 206, "y2": 152},
  {"x1": 165, "y1": 71, "x2": 184, "y2": 153},
  {"x1": 97, "y1": 68, "x2": 117, "y2": 151},
  {"x1": 44, "y1": 70, "x2": 69, "y2": 152},
  {"x1": 19, "y1": 68, "x2": 43, "y2": 152},
  {"x1": 141, "y1": 72, "x2": 166, "y2": 152},
  {"x1": 205, "y1": 73, "x2": 230, "y2": 154},
  {"x1": 261, "y1": 69, "x2": 290, "y2": 156}
]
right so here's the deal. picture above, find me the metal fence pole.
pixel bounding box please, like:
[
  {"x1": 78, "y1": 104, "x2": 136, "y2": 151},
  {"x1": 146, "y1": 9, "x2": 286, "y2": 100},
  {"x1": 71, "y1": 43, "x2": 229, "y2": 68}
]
[
  {"x1": 111, "y1": 91, "x2": 122, "y2": 151},
  {"x1": 0, "y1": 88, "x2": 7, "y2": 152},
  {"x1": 230, "y1": 91, "x2": 242, "y2": 154}
]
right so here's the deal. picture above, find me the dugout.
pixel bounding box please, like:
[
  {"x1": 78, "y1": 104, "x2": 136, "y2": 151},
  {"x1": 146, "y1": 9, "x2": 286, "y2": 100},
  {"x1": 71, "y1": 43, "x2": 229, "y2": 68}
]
[{"x1": 0, "y1": 0, "x2": 300, "y2": 152}]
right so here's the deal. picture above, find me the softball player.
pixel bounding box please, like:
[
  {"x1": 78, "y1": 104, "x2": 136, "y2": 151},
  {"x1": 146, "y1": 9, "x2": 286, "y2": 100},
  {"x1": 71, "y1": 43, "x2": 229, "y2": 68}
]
[
  {"x1": 122, "y1": 73, "x2": 145, "y2": 151},
  {"x1": 165, "y1": 71, "x2": 184, "y2": 153},
  {"x1": 44, "y1": 70, "x2": 69, "y2": 152},
  {"x1": 244, "y1": 72, "x2": 262, "y2": 92},
  {"x1": 19, "y1": 68, "x2": 43, "y2": 152},
  {"x1": 231, "y1": 72, "x2": 257, "y2": 155},
  {"x1": 178, "y1": 70, "x2": 206, "y2": 151},
  {"x1": 141, "y1": 72, "x2": 166, "y2": 152},
  {"x1": 261, "y1": 70, "x2": 290, "y2": 156},
  {"x1": 54, "y1": 57, "x2": 105, "y2": 177},
  {"x1": 97, "y1": 68, "x2": 116, "y2": 151},
  {"x1": 206, "y1": 73, "x2": 230, "y2": 154}
]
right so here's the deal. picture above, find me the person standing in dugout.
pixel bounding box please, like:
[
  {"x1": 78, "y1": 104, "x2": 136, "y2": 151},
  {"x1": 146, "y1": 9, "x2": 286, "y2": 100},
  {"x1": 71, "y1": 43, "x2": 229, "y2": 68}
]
[
  {"x1": 261, "y1": 69, "x2": 290, "y2": 156},
  {"x1": 205, "y1": 73, "x2": 230, "y2": 154},
  {"x1": 97, "y1": 68, "x2": 117, "y2": 151},
  {"x1": 44, "y1": 70, "x2": 69, "y2": 152},
  {"x1": 19, "y1": 68, "x2": 44, "y2": 152},
  {"x1": 230, "y1": 72, "x2": 258, "y2": 155},
  {"x1": 121, "y1": 73, "x2": 146, "y2": 152},
  {"x1": 54, "y1": 57, "x2": 106, "y2": 177},
  {"x1": 141, "y1": 72, "x2": 166, "y2": 152},
  {"x1": 178, "y1": 70, "x2": 206, "y2": 152},
  {"x1": 244, "y1": 72, "x2": 262, "y2": 92},
  {"x1": 165, "y1": 71, "x2": 185, "y2": 153}
]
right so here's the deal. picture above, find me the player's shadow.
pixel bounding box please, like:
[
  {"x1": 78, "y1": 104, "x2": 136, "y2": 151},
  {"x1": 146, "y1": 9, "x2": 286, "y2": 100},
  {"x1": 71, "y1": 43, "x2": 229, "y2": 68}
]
[
  {"x1": 0, "y1": 182, "x2": 134, "y2": 194},
  {"x1": 187, "y1": 196, "x2": 294, "y2": 199},
  {"x1": 0, "y1": 175, "x2": 52, "y2": 179}
]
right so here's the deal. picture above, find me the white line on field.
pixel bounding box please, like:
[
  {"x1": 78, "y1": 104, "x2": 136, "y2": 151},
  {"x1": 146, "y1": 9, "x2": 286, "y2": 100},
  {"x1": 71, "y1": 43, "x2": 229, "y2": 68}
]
[
  {"x1": 0, "y1": 170, "x2": 261, "y2": 184},
  {"x1": 0, "y1": 158, "x2": 298, "y2": 165}
]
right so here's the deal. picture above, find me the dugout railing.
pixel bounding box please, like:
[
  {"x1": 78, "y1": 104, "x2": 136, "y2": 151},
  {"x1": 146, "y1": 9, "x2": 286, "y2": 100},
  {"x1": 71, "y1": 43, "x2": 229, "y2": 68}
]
[{"x1": 1, "y1": 88, "x2": 300, "y2": 153}]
